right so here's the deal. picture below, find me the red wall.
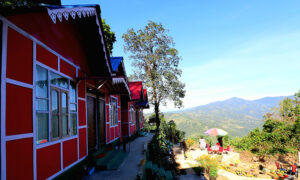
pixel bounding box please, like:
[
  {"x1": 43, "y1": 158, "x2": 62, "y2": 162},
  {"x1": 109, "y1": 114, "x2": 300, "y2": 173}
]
[
  {"x1": 36, "y1": 44, "x2": 58, "y2": 70},
  {"x1": 78, "y1": 100, "x2": 86, "y2": 126},
  {"x1": 6, "y1": 27, "x2": 33, "y2": 84},
  {"x1": 37, "y1": 144, "x2": 61, "y2": 180},
  {"x1": 4, "y1": 22, "x2": 87, "y2": 179},
  {"x1": 63, "y1": 139, "x2": 78, "y2": 168},
  {"x1": 6, "y1": 83, "x2": 33, "y2": 136},
  {"x1": 79, "y1": 128, "x2": 87, "y2": 158},
  {"x1": 6, "y1": 138, "x2": 33, "y2": 180}
]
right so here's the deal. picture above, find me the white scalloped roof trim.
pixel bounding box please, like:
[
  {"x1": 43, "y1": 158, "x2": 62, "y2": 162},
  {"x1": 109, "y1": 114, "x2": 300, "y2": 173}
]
[
  {"x1": 46, "y1": 7, "x2": 111, "y2": 74},
  {"x1": 112, "y1": 77, "x2": 131, "y2": 97}
]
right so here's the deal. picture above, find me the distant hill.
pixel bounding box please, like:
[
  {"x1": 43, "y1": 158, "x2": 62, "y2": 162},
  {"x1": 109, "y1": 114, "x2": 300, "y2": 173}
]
[{"x1": 163, "y1": 96, "x2": 293, "y2": 138}]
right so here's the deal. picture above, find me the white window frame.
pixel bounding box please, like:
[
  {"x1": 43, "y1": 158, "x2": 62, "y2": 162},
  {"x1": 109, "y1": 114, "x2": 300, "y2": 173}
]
[
  {"x1": 109, "y1": 96, "x2": 118, "y2": 126},
  {"x1": 35, "y1": 65, "x2": 78, "y2": 145},
  {"x1": 130, "y1": 105, "x2": 135, "y2": 125}
]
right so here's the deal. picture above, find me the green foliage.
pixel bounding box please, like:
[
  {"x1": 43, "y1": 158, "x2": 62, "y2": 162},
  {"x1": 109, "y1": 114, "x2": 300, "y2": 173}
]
[
  {"x1": 147, "y1": 119, "x2": 183, "y2": 170},
  {"x1": 101, "y1": 19, "x2": 116, "y2": 55},
  {"x1": 230, "y1": 91, "x2": 300, "y2": 157},
  {"x1": 196, "y1": 155, "x2": 218, "y2": 175},
  {"x1": 0, "y1": 0, "x2": 39, "y2": 7},
  {"x1": 123, "y1": 21, "x2": 185, "y2": 129},
  {"x1": 209, "y1": 166, "x2": 218, "y2": 178}
]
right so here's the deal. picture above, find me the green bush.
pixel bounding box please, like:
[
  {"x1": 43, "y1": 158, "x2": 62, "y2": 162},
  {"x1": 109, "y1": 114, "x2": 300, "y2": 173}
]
[
  {"x1": 230, "y1": 91, "x2": 300, "y2": 157},
  {"x1": 209, "y1": 166, "x2": 218, "y2": 178}
]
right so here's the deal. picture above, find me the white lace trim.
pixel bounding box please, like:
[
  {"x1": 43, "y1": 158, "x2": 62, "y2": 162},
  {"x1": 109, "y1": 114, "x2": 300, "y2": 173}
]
[
  {"x1": 112, "y1": 77, "x2": 131, "y2": 97},
  {"x1": 46, "y1": 7, "x2": 111, "y2": 74}
]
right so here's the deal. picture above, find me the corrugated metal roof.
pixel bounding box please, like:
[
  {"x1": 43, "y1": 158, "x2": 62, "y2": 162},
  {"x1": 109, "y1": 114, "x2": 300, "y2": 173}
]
[
  {"x1": 128, "y1": 81, "x2": 142, "y2": 100},
  {"x1": 110, "y1": 57, "x2": 123, "y2": 72}
]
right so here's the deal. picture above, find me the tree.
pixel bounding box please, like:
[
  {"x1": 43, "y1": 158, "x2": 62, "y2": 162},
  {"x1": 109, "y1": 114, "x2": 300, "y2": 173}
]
[
  {"x1": 102, "y1": 19, "x2": 116, "y2": 55},
  {"x1": 0, "y1": 0, "x2": 60, "y2": 7},
  {"x1": 122, "y1": 21, "x2": 185, "y2": 130}
]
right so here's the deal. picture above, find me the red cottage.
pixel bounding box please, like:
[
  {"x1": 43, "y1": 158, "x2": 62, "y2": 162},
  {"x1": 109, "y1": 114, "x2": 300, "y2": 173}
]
[
  {"x1": 0, "y1": 4, "x2": 125, "y2": 180},
  {"x1": 123, "y1": 82, "x2": 149, "y2": 137}
]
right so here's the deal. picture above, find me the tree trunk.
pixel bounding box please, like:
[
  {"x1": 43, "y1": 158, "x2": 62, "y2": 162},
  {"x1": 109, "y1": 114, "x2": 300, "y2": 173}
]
[{"x1": 154, "y1": 102, "x2": 160, "y2": 131}]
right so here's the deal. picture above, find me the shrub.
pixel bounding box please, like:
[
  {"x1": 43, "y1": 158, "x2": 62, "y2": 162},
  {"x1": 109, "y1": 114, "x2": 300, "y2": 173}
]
[
  {"x1": 196, "y1": 155, "x2": 218, "y2": 174},
  {"x1": 209, "y1": 166, "x2": 218, "y2": 178},
  {"x1": 185, "y1": 138, "x2": 196, "y2": 148}
]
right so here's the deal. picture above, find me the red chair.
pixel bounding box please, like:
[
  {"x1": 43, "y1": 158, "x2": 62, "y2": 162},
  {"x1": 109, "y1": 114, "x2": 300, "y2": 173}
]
[
  {"x1": 216, "y1": 143, "x2": 220, "y2": 147},
  {"x1": 224, "y1": 145, "x2": 230, "y2": 154},
  {"x1": 207, "y1": 144, "x2": 213, "y2": 154},
  {"x1": 218, "y1": 146, "x2": 223, "y2": 154},
  {"x1": 275, "y1": 162, "x2": 285, "y2": 171},
  {"x1": 287, "y1": 164, "x2": 298, "y2": 178}
]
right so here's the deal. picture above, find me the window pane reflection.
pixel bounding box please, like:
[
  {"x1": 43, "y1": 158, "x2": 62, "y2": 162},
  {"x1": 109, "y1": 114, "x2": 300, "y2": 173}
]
[
  {"x1": 71, "y1": 114, "x2": 77, "y2": 135},
  {"x1": 36, "y1": 66, "x2": 48, "y2": 98},
  {"x1": 52, "y1": 115, "x2": 59, "y2": 138},
  {"x1": 51, "y1": 90, "x2": 59, "y2": 114},
  {"x1": 36, "y1": 99, "x2": 48, "y2": 111},
  {"x1": 70, "y1": 82, "x2": 76, "y2": 103},
  {"x1": 50, "y1": 72, "x2": 68, "y2": 89},
  {"x1": 36, "y1": 113, "x2": 48, "y2": 144},
  {"x1": 70, "y1": 104, "x2": 77, "y2": 112},
  {"x1": 62, "y1": 115, "x2": 68, "y2": 136},
  {"x1": 62, "y1": 92, "x2": 67, "y2": 113}
]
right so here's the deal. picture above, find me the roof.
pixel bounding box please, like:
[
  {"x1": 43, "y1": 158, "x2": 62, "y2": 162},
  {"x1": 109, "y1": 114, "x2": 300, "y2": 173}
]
[
  {"x1": 1, "y1": 4, "x2": 112, "y2": 76},
  {"x1": 110, "y1": 57, "x2": 123, "y2": 72},
  {"x1": 128, "y1": 82, "x2": 143, "y2": 100}
]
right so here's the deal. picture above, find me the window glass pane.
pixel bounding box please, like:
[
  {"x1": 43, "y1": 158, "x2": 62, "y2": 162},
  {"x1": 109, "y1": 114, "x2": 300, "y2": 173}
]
[
  {"x1": 62, "y1": 115, "x2": 68, "y2": 137},
  {"x1": 70, "y1": 113, "x2": 77, "y2": 135},
  {"x1": 70, "y1": 81, "x2": 76, "y2": 103},
  {"x1": 115, "y1": 106, "x2": 118, "y2": 125},
  {"x1": 50, "y1": 72, "x2": 68, "y2": 89},
  {"x1": 62, "y1": 92, "x2": 68, "y2": 113},
  {"x1": 51, "y1": 90, "x2": 59, "y2": 114},
  {"x1": 36, "y1": 99, "x2": 48, "y2": 111},
  {"x1": 36, "y1": 113, "x2": 48, "y2": 144},
  {"x1": 51, "y1": 115, "x2": 59, "y2": 138},
  {"x1": 36, "y1": 66, "x2": 48, "y2": 98},
  {"x1": 70, "y1": 103, "x2": 77, "y2": 112}
]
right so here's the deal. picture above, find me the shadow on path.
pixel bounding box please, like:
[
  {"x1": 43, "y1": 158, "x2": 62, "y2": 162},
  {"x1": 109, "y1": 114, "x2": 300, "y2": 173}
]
[{"x1": 83, "y1": 134, "x2": 153, "y2": 180}]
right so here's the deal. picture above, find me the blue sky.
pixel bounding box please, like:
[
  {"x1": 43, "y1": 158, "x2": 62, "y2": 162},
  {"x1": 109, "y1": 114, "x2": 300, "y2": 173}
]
[{"x1": 62, "y1": 0, "x2": 300, "y2": 111}]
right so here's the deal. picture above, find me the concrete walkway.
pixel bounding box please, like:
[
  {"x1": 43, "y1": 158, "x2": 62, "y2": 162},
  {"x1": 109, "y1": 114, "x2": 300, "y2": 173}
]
[{"x1": 83, "y1": 134, "x2": 153, "y2": 180}]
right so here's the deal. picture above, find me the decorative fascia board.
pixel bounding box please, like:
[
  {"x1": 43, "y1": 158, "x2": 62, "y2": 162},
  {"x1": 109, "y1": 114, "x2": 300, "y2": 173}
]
[{"x1": 46, "y1": 6, "x2": 112, "y2": 75}]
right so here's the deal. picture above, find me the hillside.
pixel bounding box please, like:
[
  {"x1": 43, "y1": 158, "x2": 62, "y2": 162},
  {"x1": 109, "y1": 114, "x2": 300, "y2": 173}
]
[{"x1": 163, "y1": 96, "x2": 292, "y2": 137}]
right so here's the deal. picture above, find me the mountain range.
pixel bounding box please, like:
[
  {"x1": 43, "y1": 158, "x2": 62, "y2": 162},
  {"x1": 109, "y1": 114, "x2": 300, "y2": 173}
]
[{"x1": 163, "y1": 95, "x2": 293, "y2": 137}]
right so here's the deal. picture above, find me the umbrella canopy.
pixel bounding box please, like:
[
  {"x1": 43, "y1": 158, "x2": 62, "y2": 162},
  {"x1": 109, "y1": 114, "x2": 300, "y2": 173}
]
[{"x1": 205, "y1": 128, "x2": 228, "y2": 136}]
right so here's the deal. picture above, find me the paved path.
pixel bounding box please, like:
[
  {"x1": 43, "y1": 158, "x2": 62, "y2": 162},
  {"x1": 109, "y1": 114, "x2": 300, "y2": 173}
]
[{"x1": 83, "y1": 134, "x2": 153, "y2": 180}]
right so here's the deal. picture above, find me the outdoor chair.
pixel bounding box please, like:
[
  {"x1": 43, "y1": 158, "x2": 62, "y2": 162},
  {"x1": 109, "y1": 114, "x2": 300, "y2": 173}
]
[
  {"x1": 224, "y1": 145, "x2": 230, "y2": 154},
  {"x1": 216, "y1": 143, "x2": 220, "y2": 147},
  {"x1": 207, "y1": 144, "x2": 213, "y2": 154},
  {"x1": 276, "y1": 162, "x2": 286, "y2": 171},
  {"x1": 218, "y1": 146, "x2": 223, "y2": 155},
  {"x1": 287, "y1": 164, "x2": 298, "y2": 178}
]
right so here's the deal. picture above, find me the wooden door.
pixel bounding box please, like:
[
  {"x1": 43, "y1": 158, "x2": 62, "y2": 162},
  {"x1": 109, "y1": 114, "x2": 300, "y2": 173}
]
[
  {"x1": 98, "y1": 99, "x2": 106, "y2": 147},
  {"x1": 87, "y1": 96, "x2": 96, "y2": 151}
]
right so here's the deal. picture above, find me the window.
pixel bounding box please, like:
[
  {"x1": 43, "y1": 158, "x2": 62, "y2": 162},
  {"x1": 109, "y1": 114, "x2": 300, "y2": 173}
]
[
  {"x1": 130, "y1": 105, "x2": 135, "y2": 124},
  {"x1": 70, "y1": 82, "x2": 77, "y2": 136},
  {"x1": 36, "y1": 66, "x2": 49, "y2": 144},
  {"x1": 109, "y1": 97, "x2": 118, "y2": 126},
  {"x1": 36, "y1": 66, "x2": 77, "y2": 145}
]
